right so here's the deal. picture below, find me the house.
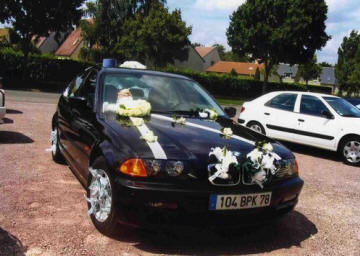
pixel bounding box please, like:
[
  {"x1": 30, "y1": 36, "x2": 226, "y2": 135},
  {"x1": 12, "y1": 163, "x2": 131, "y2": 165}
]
[
  {"x1": 195, "y1": 47, "x2": 221, "y2": 70},
  {"x1": 0, "y1": 28, "x2": 10, "y2": 43},
  {"x1": 277, "y1": 64, "x2": 298, "y2": 83},
  {"x1": 173, "y1": 45, "x2": 205, "y2": 72},
  {"x1": 55, "y1": 28, "x2": 85, "y2": 59},
  {"x1": 206, "y1": 61, "x2": 264, "y2": 77},
  {"x1": 33, "y1": 32, "x2": 68, "y2": 54},
  {"x1": 276, "y1": 64, "x2": 336, "y2": 88}
]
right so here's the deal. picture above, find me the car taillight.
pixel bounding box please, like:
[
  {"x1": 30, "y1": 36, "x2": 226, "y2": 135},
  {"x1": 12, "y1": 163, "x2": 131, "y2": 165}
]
[
  {"x1": 119, "y1": 159, "x2": 148, "y2": 177},
  {"x1": 240, "y1": 106, "x2": 245, "y2": 113}
]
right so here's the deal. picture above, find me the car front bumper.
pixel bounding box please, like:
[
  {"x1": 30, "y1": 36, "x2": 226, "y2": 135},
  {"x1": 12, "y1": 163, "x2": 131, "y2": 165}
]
[{"x1": 112, "y1": 176, "x2": 304, "y2": 228}]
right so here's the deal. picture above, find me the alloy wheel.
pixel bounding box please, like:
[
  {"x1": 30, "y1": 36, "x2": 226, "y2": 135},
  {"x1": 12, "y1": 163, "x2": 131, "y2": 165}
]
[
  {"x1": 51, "y1": 128, "x2": 58, "y2": 156},
  {"x1": 250, "y1": 124, "x2": 263, "y2": 134},
  {"x1": 343, "y1": 141, "x2": 360, "y2": 164},
  {"x1": 88, "y1": 169, "x2": 112, "y2": 222}
]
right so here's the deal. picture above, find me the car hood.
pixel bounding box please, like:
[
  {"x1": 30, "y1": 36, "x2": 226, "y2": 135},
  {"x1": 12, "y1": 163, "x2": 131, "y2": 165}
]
[{"x1": 102, "y1": 113, "x2": 294, "y2": 164}]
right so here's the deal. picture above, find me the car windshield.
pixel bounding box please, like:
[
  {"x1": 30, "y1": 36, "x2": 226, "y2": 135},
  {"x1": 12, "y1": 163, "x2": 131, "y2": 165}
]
[
  {"x1": 102, "y1": 73, "x2": 225, "y2": 116},
  {"x1": 323, "y1": 97, "x2": 360, "y2": 118}
]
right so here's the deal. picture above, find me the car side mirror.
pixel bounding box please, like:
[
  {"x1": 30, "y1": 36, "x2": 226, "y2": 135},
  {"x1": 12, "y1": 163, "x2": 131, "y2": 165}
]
[
  {"x1": 224, "y1": 107, "x2": 237, "y2": 118},
  {"x1": 322, "y1": 110, "x2": 334, "y2": 119},
  {"x1": 69, "y1": 96, "x2": 87, "y2": 107}
]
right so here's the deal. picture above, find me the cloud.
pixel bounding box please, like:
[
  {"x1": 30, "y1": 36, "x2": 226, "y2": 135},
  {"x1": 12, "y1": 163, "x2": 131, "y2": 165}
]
[{"x1": 194, "y1": 0, "x2": 245, "y2": 12}]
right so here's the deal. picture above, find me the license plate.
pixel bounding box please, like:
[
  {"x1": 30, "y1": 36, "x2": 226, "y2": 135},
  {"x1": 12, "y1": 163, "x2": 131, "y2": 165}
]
[{"x1": 209, "y1": 192, "x2": 272, "y2": 210}]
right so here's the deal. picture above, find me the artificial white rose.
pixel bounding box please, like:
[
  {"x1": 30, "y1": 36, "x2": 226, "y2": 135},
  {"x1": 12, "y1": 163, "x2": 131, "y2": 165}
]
[
  {"x1": 209, "y1": 147, "x2": 224, "y2": 161},
  {"x1": 131, "y1": 117, "x2": 145, "y2": 127},
  {"x1": 222, "y1": 127, "x2": 233, "y2": 138},
  {"x1": 173, "y1": 116, "x2": 187, "y2": 125},
  {"x1": 247, "y1": 148, "x2": 263, "y2": 163},
  {"x1": 262, "y1": 143, "x2": 273, "y2": 152},
  {"x1": 205, "y1": 108, "x2": 218, "y2": 120},
  {"x1": 199, "y1": 111, "x2": 208, "y2": 118},
  {"x1": 140, "y1": 130, "x2": 158, "y2": 143}
]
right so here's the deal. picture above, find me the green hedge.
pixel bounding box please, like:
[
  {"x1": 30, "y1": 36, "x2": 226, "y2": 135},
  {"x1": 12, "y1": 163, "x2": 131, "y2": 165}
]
[
  {"x1": 0, "y1": 47, "x2": 95, "y2": 91},
  {"x1": 162, "y1": 66, "x2": 333, "y2": 99},
  {"x1": 0, "y1": 49, "x2": 332, "y2": 97}
]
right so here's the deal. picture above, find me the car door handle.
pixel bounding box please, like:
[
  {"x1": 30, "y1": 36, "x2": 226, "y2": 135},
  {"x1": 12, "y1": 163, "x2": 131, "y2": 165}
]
[
  {"x1": 264, "y1": 112, "x2": 270, "y2": 116},
  {"x1": 298, "y1": 119, "x2": 305, "y2": 122}
]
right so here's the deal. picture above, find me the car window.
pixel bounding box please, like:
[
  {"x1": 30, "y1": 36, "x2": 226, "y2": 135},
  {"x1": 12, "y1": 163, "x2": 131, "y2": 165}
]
[
  {"x1": 69, "y1": 73, "x2": 86, "y2": 97},
  {"x1": 76, "y1": 70, "x2": 98, "y2": 99},
  {"x1": 266, "y1": 93, "x2": 297, "y2": 111},
  {"x1": 300, "y1": 95, "x2": 329, "y2": 117}
]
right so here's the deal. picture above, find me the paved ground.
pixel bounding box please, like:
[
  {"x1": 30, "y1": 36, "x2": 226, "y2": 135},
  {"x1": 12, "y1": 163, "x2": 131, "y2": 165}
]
[{"x1": 0, "y1": 93, "x2": 359, "y2": 256}]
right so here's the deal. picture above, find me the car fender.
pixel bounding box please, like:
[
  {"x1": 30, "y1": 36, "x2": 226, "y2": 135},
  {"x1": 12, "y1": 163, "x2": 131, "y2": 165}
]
[{"x1": 89, "y1": 140, "x2": 117, "y2": 168}]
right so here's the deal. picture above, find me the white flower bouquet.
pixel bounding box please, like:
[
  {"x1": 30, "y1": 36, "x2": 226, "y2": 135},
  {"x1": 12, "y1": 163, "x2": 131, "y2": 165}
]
[{"x1": 116, "y1": 99, "x2": 151, "y2": 117}]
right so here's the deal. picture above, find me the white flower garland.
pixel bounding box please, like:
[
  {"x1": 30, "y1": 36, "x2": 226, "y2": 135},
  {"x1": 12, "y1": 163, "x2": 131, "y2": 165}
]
[
  {"x1": 173, "y1": 116, "x2": 187, "y2": 125},
  {"x1": 140, "y1": 130, "x2": 158, "y2": 143}
]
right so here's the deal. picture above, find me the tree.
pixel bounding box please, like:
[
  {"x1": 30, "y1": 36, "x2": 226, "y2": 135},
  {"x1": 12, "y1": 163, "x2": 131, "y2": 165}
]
[
  {"x1": 335, "y1": 31, "x2": 360, "y2": 96},
  {"x1": 297, "y1": 55, "x2": 322, "y2": 86},
  {"x1": 192, "y1": 42, "x2": 203, "y2": 48},
  {"x1": 118, "y1": 3, "x2": 192, "y2": 67},
  {"x1": 81, "y1": 0, "x2": 166, "y2": 60},
  {"x1": 0, "y1": 0, "x2": 85, "y2": 57},
  {"x1": 227, "y1": 0, "x2": 330, "y2": 82},
  {"x1": 319, "y1": 62, "x2": 332, "y2": 67},
  {"x1": 254, "y1": 67, "x2": 261, "y2": 81},
  {"x1": 212, "y1": 44, "x2": 226, "y2": 60}
]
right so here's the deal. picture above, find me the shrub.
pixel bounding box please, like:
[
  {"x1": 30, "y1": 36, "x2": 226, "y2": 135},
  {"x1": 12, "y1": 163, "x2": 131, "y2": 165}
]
[
  {"x1": 0, "y1": 50, "x2": 96, "y2": 91},
  {"x1": 161, "y1": 66, "x2": 333, "y2": 99}
]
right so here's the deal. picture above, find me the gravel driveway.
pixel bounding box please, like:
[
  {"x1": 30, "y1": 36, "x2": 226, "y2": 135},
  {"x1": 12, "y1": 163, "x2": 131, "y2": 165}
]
[{"x1": 0, "y1": 97, "x2": 359, "y2": 256}]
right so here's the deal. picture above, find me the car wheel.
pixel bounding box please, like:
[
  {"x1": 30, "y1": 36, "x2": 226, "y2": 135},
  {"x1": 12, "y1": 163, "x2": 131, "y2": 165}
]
[
  {"x1": 247, "y1": 121, "x2": 265, "y2": 135},
  {"x1": 86, "y1": 156, "x2": 120, "y2": 236},
  {"x1": 51, "y1": 126, "x2": 65, "y2": 163},
  {"x1": 340, "y1": 136, "x2": 360, "y2": 166}
]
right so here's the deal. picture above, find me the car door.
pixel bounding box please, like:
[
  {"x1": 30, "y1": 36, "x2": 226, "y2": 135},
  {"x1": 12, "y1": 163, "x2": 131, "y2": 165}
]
[
  {"x1": 293, "y1": 94, "x2": 338, "y2": 150},
  {"x1": 57, "y1": 72, "x2": 87, "y2": 160},
  {"x1": 262, "y1": 93, "x2": 299, "y2": 141},
  {"x1": 68, "y1": 69, "x2": 99, "y2": 180}
]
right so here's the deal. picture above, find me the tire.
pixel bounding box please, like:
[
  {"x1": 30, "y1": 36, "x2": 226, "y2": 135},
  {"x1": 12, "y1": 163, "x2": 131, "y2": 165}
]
[
  {"x1": 86, "y1": 156, "x2": 121, "y2": 236},
  {"x1": 247, "y1": 121, "x2": 266, "y2": 135},
  {"x1": 339, "y1": 136, "x2": 360, "y2": 166},
  {"x1": 51, "y1": 125, "x2": 65, "y2": 164}
]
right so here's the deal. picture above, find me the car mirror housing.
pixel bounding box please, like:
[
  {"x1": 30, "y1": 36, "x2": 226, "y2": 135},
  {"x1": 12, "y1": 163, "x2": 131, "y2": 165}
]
[
  {"x1": 69, "y1": 96, "x2": 87, "y2": 106},
  {"x1": 322, "y1": 110, "x2": 334, "y2": 119},
  {"x1": 224, "y1": 107, "x2": 237, "y2": 118}
]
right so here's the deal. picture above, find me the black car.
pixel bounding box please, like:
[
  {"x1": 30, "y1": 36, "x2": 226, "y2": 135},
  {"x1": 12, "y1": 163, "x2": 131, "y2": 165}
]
[
  {"x1": 346, "y1": 98, "x2": 360, "y2": 109},
  {"x1": 51, "y1": 60, "x2": 303, "y2": 235}
]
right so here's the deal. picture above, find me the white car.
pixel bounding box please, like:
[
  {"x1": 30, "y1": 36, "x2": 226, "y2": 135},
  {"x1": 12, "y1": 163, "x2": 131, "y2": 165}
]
[
  {"x1": 0, "y1": 89, "x2": 5, "y2": 123},
  {"x1": 238, "y1": 91, "x2": 360, "y2": 166}
]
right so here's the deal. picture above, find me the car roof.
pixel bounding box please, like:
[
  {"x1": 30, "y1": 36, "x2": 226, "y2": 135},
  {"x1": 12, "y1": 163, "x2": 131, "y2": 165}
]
[
  {"x1": 99, "y1": 67, "x2": 193, "y2": 81},
  {"x1": 267, "y1": 91, "x2": 337, "y2": 98}
]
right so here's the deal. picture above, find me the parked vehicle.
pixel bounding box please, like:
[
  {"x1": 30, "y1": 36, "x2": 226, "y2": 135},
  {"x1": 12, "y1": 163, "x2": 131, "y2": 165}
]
[
  {"x1": 51, "y1": 61, "x2": 303, "y2": 235},
  {"x1": 346, "y1": 98, "x2": 360, "y2": 109},
  {"x1": 0, "y1": 89, "x2": 5, "y2": 123},
  {"x1": 238, "y1": 91, "x2": 360, "y2": 166}
]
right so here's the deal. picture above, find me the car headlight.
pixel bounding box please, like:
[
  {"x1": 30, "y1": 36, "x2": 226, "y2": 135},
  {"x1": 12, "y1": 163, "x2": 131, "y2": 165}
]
[
  {"x1": 166, "y1": 161, "x2": 184, "y2": 177},
  {"x1": 275, "y1": 159, "x2": 299, "y2": 178},
  {"x1": 142, "y1": 159, "x2": 185, "y2": 177}
]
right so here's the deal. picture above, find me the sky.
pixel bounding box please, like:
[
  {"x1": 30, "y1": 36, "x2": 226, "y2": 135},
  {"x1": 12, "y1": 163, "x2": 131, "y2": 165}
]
[{"x1": 167, "y1": 0, "x2": 360, "y2": 65}]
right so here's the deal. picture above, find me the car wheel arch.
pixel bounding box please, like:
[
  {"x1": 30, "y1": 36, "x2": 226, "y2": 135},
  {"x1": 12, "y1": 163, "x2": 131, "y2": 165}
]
[
  {"x1": 246, "y1": 120, "x2": 266, "y2": 135},
  {"x1": 51, "y1": 113, "x2": 58, "y2": 129},
  {"x1": 89, "y1": 141, "x2": 116, "y2": 169},
  {"x1": 337, "y1": 134, "x2": 360, "y2": 152}
]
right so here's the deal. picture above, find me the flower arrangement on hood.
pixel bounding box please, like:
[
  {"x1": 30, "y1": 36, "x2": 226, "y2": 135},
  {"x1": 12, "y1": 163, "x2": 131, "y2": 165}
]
[
  {"x1": 243, "y1": 141, "x2": 281, "y2": 188},
  {"x1": 208, "y1": 146, "x2": 238, "y2": 183},
  {"x1": 116, "y1": 98, "x2": 151, "y2": 118}
]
